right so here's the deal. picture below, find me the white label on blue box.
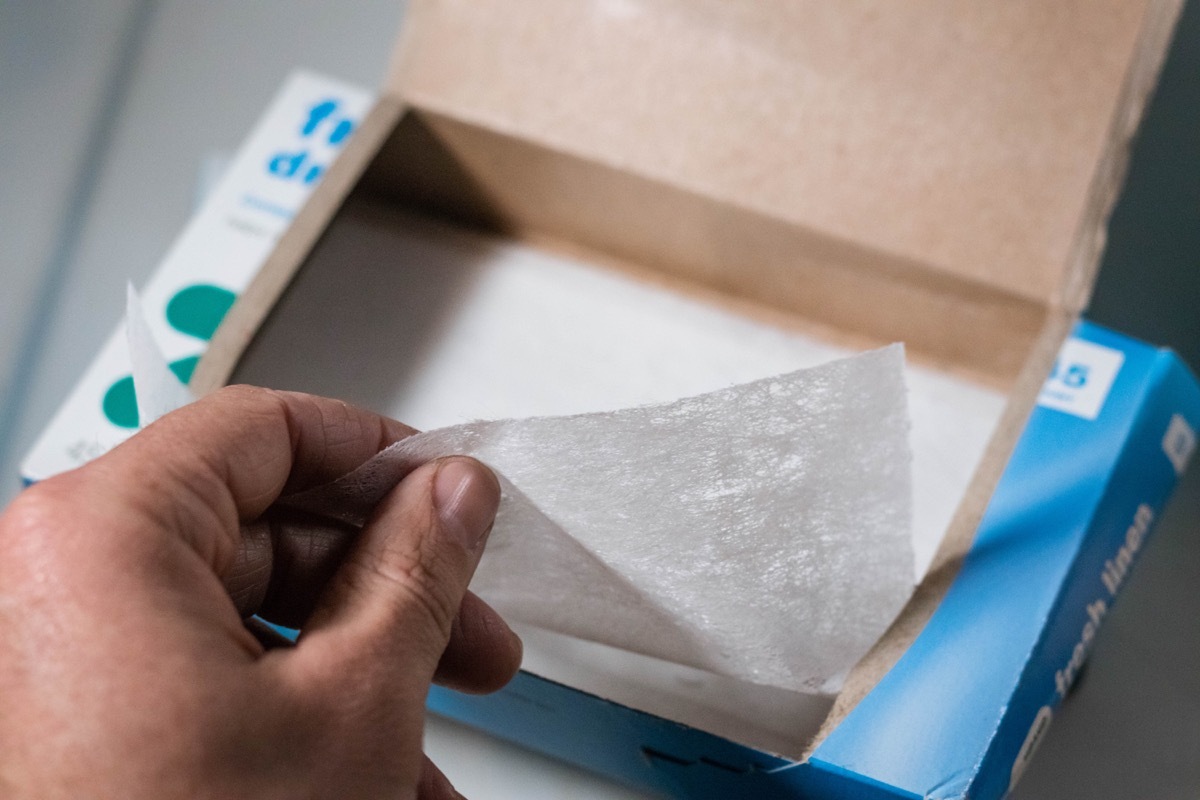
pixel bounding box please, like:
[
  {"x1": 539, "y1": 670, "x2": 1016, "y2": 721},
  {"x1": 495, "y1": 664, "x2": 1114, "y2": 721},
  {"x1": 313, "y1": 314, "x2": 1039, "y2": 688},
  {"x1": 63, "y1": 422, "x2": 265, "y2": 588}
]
[
  {"x1": 19, "y1": 71, "x2": 373, "y2": 485},
  {"x1": 1038, "y1": 338, "x2": 1125, "y2": 421}
]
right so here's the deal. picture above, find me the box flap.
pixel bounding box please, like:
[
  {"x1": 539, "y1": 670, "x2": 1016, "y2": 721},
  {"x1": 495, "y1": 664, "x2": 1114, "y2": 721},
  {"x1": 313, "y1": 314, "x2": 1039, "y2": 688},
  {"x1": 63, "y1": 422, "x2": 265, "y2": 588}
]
[{"x1": 388, "y1": 0, "x2": 1180, "y2": 312}]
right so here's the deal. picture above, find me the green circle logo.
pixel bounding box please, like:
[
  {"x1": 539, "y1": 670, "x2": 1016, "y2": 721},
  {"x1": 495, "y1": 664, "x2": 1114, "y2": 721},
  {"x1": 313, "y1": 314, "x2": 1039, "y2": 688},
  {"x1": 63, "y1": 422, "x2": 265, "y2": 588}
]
[
  {"x1": 102, "y1": 284, "x2": 235, "y2": 428},
  {"x1": 165, "y1": 284, "x2": 237, "y2": 341}
]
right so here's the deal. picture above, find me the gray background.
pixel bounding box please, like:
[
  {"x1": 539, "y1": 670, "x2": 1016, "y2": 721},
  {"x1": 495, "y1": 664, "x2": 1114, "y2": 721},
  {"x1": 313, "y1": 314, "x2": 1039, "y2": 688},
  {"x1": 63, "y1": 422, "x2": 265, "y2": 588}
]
[{"x1": 1, "y1": 2, "x2": 1197, "y2": 797}]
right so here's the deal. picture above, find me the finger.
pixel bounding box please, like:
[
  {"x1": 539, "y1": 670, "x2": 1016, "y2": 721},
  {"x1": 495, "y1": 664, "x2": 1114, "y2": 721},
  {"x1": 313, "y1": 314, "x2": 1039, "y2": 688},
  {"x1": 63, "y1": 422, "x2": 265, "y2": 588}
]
[
  {"x1": 233, "y1": 512, "x2": 520, "y2": 691},
  {"x1": 88, "y1": 385, "x2": 415, "y2": 577},
  {"x1": 418, "y1": 755, "x2": 464, "y2": 800},
  {"x1": 434, "y1": 591, "x2": 523, "y2": 694},
  {"x1": 225, "y1": 511, "x2": 359, "y2": 625},
  {"x1": 292, "y1": 457, "x2": 501, "y2": 693},
  {"x1": 230, "y1": 509, "x2": 519, "y2": 689}
]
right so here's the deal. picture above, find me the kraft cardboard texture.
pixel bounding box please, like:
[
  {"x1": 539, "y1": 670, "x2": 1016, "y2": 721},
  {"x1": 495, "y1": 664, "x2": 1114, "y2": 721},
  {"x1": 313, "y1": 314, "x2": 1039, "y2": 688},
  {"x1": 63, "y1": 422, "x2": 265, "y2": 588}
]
[
  {"x1": 391, "y1": 0, "x2": 1180, "y2": 311},
  {"x1": 355, "y1": 108, "x2": 1049, "y2": 383}
]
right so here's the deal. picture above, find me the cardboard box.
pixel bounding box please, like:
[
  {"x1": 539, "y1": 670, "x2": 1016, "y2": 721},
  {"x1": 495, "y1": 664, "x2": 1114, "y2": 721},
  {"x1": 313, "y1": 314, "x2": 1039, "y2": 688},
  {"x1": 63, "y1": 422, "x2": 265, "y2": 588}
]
[
  {"x1": 21, "y1": 71, "x2": 373, "y2": 479},
  {"x1": 23, "y1": 2, "x2": 1200, "y2": 797}
]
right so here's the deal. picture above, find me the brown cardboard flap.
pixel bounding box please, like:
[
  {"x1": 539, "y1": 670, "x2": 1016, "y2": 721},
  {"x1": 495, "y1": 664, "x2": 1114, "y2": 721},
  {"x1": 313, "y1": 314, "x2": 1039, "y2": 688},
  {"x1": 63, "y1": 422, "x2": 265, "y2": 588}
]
[
  {"x1": 390, "y1": 0, "x2": 1180, "y2": 312},
  {"x1": 359, "y1": 108, "x2": 1048, "y2": 384}
]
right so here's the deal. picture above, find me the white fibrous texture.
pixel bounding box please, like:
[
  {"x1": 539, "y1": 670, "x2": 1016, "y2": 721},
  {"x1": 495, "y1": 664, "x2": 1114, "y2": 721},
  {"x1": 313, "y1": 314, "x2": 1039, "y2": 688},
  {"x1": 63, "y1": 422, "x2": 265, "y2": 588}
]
[{"x1": 286, "y1": 346, "x2": 915, "y2": 694}]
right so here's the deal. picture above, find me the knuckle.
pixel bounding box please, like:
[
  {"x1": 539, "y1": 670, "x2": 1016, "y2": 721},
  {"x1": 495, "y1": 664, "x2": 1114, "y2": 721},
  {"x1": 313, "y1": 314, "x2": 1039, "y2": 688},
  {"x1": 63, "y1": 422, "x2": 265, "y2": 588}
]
[
  {"x1": 208, "y1": 385, "x2": 293, "y2": 434},
  {"x1": 213, "y1": 383, "x2": 274, "y2": 405}
]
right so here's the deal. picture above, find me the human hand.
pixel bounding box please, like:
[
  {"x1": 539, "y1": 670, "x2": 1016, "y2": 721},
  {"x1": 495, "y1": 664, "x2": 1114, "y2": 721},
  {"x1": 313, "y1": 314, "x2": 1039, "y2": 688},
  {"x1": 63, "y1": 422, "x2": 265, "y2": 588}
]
[{"x1": 0, "y1": 386, "x2": 521, "y2": 799}]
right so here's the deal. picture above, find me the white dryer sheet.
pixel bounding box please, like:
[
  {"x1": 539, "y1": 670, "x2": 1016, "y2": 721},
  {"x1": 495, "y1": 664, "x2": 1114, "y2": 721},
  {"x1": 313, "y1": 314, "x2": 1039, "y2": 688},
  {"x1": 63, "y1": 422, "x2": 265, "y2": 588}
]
[{"x1": 285, "y1": 346, "x2": 914, "y2": 694}]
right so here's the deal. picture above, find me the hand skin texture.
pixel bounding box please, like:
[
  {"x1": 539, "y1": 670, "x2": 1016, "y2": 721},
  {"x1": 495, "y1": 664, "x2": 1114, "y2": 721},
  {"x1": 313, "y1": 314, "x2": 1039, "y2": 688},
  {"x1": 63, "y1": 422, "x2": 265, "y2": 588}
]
[{"x1": 0, "y1": 386, "x2": 522, "y2": 800}]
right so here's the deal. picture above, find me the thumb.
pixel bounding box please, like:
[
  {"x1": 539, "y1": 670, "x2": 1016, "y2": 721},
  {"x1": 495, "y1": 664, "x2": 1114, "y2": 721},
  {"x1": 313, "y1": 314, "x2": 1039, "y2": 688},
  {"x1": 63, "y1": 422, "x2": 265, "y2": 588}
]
[{"x1": 286, "y1": 456, "x2": 501, "y2": 695}]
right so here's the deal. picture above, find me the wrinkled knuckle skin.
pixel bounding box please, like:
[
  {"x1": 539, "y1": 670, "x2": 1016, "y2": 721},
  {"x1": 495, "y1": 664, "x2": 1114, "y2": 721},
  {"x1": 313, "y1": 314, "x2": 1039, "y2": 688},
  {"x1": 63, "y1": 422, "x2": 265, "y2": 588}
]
[
  {"x1": 213, "y1": 383, "x2": 275, "y2": 406},
  {"x1": 209, "y1": 384, "x2": 295, "y2": 426}
]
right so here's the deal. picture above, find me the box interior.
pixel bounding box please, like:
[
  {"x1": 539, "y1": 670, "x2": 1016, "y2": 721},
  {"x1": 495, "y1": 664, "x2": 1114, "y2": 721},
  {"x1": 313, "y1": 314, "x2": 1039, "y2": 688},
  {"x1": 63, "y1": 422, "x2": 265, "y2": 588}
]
[
  {"x1": 219, "y1": 107, "x2": 1036, "y2": 757},
  {"x1": 389, "y1": 0, "x2": 1175, "y2": 322}
]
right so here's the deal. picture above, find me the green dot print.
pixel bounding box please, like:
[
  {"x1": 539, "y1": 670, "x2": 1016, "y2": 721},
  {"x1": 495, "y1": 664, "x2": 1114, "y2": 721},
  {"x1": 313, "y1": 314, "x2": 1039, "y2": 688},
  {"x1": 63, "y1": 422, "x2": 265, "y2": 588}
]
[
  {"x1": 165, "y1": 284, "x2": 236, "y2": 342},
  {"x1": 169, "y1": 355, "x2": 200, "y2": 383},
  {"x1": 102, "y1": 376, "x2": 139, "y2": 429},
  {"x1": 101, "y1": 283, "x2": 236, "y2": 428},
  {"x1": 101, "y1": 356, "x2": 205, "y2": 429}
]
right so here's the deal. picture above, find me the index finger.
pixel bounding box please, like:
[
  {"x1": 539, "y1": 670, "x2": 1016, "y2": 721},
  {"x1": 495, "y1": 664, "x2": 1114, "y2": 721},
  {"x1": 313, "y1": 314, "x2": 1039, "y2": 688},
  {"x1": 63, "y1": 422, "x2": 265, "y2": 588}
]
[{"x1": 86, "y1": 385, "x2": 415, "y2": 575}]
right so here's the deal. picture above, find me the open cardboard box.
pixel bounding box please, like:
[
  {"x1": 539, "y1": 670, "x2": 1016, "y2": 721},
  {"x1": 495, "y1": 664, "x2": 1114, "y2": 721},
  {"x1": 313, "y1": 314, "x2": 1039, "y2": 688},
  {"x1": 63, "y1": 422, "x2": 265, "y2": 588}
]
[{"x1": 37, "y1": 1, "x2": 1197, "y2": 797}]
